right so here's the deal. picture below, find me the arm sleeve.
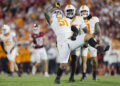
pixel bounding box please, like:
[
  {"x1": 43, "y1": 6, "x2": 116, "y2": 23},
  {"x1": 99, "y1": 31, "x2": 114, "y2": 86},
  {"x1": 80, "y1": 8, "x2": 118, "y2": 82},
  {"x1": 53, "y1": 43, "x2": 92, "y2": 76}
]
[
  {"x1": 0, "y1": 41, "x2": 7, "y2": 54},
  {"x1": 71, "y1": 25, "x2": 79, "y2": 36}
]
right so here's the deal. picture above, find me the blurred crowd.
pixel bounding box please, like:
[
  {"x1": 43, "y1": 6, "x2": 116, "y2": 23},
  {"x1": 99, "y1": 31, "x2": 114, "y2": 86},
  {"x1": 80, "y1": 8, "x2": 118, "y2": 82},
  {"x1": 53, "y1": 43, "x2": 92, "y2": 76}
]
[{"x1": 0, "y1": 0, "x2": 120, "y2": 75}]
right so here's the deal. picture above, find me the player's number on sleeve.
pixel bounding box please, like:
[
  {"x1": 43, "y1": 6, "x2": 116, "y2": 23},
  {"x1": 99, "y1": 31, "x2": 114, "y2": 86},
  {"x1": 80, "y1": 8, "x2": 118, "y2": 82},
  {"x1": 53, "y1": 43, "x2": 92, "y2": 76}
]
[{"x1": 57, "y1": 18, "x2": 68, "y2": 26}]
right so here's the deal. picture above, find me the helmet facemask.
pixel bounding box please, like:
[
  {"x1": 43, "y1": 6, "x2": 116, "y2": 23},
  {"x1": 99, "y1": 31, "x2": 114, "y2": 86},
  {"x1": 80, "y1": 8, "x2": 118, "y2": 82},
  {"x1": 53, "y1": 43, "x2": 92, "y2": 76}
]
[
  {"x1": 52, "y1": 10, "x2": 64, "y2": 18},
  {"x1": 66, "y1": 9, "x2": 75, "y2": 18},
  {"x1": 80, "y1": 10, "x2": 89, "y2": 18},
  {"x1": 33, "y1": 24, "x2": 40, "y2": 34},
  {"x1": 64, "y1": 5, "x2": 76, "y2": 19},
  {"x1": 79, "y1": 5, "x2": 90, "y2": 18}
]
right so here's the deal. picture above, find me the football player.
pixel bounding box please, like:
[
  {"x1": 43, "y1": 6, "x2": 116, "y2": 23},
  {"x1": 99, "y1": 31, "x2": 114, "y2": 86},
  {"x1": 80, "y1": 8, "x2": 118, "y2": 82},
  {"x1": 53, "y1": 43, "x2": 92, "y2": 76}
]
[
  {"x1": 44, "y1": 2, "x2": 106, "y2": 84},
  {"x1": 30, "y1": 24, "x2": 49, "y2": 77},
  {"x1": 64, "y1": 4, "x2": 80, "y2": 82},
  {"x1": 64, "y1": 4, "x2": 90, "y2": 82},
  {"x1": 0, "y1": 24, "x2": 21, "y2": 77},
  {"x1": 79, "y1": 5, "x2": 101, "y2": 80}
]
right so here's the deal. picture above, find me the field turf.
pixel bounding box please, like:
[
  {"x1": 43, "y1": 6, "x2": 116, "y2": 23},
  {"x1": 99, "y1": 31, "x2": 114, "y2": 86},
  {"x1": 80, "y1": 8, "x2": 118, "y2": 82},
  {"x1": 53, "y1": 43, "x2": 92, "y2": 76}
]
[{"x1": 0, "y1": 74, "x2": 120, "y2": 86}]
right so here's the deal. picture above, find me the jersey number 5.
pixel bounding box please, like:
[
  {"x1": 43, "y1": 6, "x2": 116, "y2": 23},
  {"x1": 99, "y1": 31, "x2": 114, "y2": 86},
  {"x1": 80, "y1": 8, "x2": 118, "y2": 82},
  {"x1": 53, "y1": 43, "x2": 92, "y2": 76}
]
[{"x1": 57, "y1": 18, "x2": 68, "y2": 26}]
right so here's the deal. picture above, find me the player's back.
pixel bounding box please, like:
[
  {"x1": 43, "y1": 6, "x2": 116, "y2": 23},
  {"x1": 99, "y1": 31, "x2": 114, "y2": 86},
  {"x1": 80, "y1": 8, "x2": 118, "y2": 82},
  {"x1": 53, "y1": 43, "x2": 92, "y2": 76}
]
[{"x1": 51, "y1": 17, "x2": 72, "y2": 42}]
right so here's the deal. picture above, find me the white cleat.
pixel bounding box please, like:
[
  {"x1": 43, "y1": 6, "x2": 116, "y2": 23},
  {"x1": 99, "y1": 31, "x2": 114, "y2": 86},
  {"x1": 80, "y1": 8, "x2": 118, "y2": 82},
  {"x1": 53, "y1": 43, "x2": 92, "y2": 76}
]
[
  {"x1": 32, "y1": 66, "x2": 36, "y2": 75},
  {"x1": 44, "y1": 72, "x2": 49, "y2": 77}
]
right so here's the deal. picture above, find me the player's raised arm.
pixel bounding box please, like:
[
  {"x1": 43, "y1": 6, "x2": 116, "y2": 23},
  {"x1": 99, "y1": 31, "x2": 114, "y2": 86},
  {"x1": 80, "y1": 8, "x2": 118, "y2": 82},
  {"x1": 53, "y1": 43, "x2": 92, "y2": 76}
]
[
  {"x1": 44, "y1": 2, "x2": 60, "y2": 25},
  {"x1": 44, "y1": 5, "x2": 53, "y2": 25},
  {"x1": 0, "y1": 29, "x2": 7, "y2": 54},
  {"x1": 0, "y1": 41, "x2": 7, "y2": 54}
]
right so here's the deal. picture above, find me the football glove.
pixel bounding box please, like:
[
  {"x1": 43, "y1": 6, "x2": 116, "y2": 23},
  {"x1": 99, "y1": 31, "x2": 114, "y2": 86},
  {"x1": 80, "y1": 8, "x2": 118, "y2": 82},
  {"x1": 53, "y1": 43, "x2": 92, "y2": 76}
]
[
  {"x1": 71, "y1": 35, "x2": 76, "y2": 41},
  {"x1": 97, "y1": 46, "x2": 104, "y2": 55}
]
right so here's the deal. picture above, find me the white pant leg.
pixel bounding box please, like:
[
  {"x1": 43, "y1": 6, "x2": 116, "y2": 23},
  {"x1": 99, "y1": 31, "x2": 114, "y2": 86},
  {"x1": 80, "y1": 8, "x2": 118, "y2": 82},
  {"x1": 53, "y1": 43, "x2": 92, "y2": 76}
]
[
  {"x1": 68, "y1": 34, "x2": 86, "y2": 51},
  {"x1": 88, "y1": 45, "x2": 97, "y2": 57},
  {"x1": 7, "y1": 47, "x2": 17, "y2": 62},
  {"x1": 81, "y1": 47, "x2": 88, "y2": 57},
  {"x1": 71, "y1": 47, "x2": 81, "y2": 56},
  {"x1": 75, "y1": 48, "x2": 81, "y2": 56},
  {"x1": 39, "y1": 47, "x2": 48, "y2": 61},
  {"x1": 31, "y1": 49, "x2": 41, "y2": 63},
  {"x1": 56, "y1": 41, "x2": 70, "y2": 63}
]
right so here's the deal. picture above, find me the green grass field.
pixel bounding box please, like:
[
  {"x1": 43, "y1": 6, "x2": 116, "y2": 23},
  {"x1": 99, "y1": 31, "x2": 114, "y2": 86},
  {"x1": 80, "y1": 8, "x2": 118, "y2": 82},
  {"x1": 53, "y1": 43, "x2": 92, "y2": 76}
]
[{"x1": 0, "y1": 74, "x2": 120, "y2": 86}]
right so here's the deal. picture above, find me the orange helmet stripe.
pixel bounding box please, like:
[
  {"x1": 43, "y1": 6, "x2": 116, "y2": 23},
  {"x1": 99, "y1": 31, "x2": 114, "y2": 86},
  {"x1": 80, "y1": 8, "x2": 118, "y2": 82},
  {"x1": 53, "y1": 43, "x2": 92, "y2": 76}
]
[
  {"x1": 68, "y1": 4, "x2": 71, "y2": 8},
  {"x1": 82, "y1": 5, "x2": 85, "y2": 9}
]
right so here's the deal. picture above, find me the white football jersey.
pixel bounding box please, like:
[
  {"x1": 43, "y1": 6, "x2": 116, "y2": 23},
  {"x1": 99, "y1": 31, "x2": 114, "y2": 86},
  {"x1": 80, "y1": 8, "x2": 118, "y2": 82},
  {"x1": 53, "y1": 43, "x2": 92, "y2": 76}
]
[
  {"x1": 84, "y1": 16, "x2": 99, "y2": 34},
  {"x1": 51, "y1": 17, "x2": 73, "y2": 42},
  {"x1": 0, "y1": 32, "x2": 16, "y2": 53},
  {"x1": 71, "y1": 16, "x2": 87, "y2": 34}
]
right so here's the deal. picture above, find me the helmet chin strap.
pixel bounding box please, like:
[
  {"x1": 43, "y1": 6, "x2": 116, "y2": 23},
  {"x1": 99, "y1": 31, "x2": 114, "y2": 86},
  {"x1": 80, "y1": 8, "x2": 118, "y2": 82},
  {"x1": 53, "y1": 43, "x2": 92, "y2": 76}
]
[
  {"x1": 67, "y1": 15, "x2": 74, "y2": 19},
  {"x1": 83, "y1": 14, "x2": 92, "y2": 20},
  {"x1": 4, "y1": 32, "x2": 10, "y2": 35}
]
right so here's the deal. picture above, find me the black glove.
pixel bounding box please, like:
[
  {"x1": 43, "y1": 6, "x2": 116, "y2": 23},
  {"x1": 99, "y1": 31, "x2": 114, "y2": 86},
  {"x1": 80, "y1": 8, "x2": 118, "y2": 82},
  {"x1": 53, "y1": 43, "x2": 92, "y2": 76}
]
[
  {"x1": 97, "y1": 40, "x2": 100, "y2": 44},
  {"x1": 83, "y1": 44, "x2": 88, "y2": 48},
  {"x1": 104, "y1": 45, "x2": 110, "y2": 52},
  {"x1": 71, "y1": 35, "x2": 76, "y2": 41},
  {"x1": 96, "y1": 46, "x2": 104, "y2": 55}
]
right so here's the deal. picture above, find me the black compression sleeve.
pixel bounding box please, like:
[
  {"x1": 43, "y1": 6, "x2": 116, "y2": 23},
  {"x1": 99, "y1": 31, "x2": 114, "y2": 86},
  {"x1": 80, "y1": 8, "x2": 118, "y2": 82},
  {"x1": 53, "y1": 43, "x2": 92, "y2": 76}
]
[
  {"x1": 0, "y1": 41, "x2": 7, "y2": 54},
  {"x1": 88, "y1": 38, "x2": 98, "y2": 47},
  {"x1": 71, "y1": 25, "x2": 79, "y2": 36}
]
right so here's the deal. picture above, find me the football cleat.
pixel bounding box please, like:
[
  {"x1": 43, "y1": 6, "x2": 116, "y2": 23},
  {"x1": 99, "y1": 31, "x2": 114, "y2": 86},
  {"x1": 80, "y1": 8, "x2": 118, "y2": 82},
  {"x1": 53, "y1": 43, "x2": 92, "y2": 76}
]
[
  {"x1": 44, "y1": 72, "x2": 49, "y2": 77},
  {"x1": 54, "y1": 78, "x2": 60, "y2": 84},
  {"x1": 93, "y1": 77, "x2": 97, "y2": 81},
  {"x1": 17, "y1": 71, "x2": 21, "y2": 77},
  {"x1": 9, "y1": 72, "x2": 13, "y2": 77},
  {"x1": 69, "y1": 77, "x2": 75, "y2": 82},
  {"x1": 80, "y1": 77, "x2": 87, "y2": 81}
]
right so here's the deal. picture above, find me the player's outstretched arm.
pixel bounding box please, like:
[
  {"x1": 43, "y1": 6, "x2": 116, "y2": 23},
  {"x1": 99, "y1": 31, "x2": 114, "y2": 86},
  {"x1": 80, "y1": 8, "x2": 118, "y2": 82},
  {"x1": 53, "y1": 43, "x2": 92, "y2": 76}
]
[
  {"x1": 44, "y1": 2, "x2": 60, "y2": 25},
  {"x1": 44, "y1": 5, "x2": 53, "y2": 25}
]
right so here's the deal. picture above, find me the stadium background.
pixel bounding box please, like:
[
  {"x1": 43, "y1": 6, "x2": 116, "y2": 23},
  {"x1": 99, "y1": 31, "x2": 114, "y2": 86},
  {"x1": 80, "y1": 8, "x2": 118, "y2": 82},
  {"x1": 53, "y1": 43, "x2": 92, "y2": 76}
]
[{"x1": 0, "y1": 0, "x2": 120, "y2": 75}]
